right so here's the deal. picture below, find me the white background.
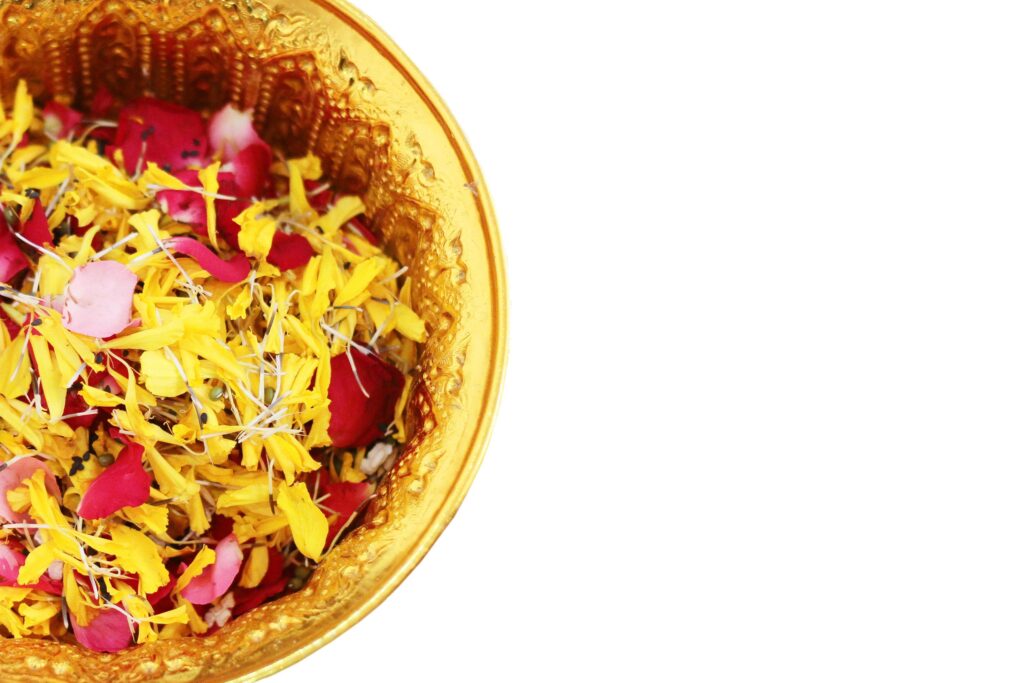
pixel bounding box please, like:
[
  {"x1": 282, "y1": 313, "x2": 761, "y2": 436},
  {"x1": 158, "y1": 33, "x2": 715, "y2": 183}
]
[{"x1": 280, "y1": 2, "x2": 1024, "y2": 681}]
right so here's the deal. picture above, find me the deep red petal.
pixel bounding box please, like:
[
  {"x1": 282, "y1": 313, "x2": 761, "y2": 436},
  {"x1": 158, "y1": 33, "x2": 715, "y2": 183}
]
[
  {"x1": 165, "y1": 237, "x2": 251, "y2": 283},
  {"x1": 61, "y1": 389, "x2": 97, "y2": 429},
  {"x1": 78, "y1": 442, "x2": 150, "y2": 519},
  {"x1": 0, "y1": 219, "x2": 29, "y2": 283},
  {"x1": 348, "y1": 216, "x2": 380, "y2": 247},
  {"x1": 327, "y1": 350, "x2": 405, "y2": 449},
  {"x1": 233, "y1": 577, "x2": 288, "y2": 616},
  {"x1": 19, "y1": 200, "x2": 52, "y2": 247},
  {"x1": 225, "y1": 143, "x2": 271, "y2": 197},
  {"x1": 42, "y1": 102, "x2": 84, "y2": 140},
  {"x1": 90, "y1": 87, "x2": 114, "y2": 118},
  {"x1": 305, "y1": 180, "x2": 333, "y2": 212},
  {"x1": 266, "y1": 232, "x2": 314, "y2": 272},
  {"x1": 313, "y1": 472, "x2": 371, "y2": 540},
  {"x1": 114, "y1": 98, "x2": 207, "y2": 172}
]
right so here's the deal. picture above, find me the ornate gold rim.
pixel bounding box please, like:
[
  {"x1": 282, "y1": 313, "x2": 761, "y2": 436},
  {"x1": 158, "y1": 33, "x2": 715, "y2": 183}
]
[{"x1": 233, "y1": 1, "x2": 507, "y2": 680}]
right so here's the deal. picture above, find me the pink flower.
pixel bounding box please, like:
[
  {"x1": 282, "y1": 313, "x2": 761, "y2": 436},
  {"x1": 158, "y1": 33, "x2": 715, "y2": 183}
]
[
  {"x1": 328, "y1": 350, "x2": 405, "y2": 449},
  {"x1": 78, "y1": 442, "x2": 150, "y2": 519},
  {"x1": 0, "y1": 457, "x2": 59, "y2": 523},
  {"x1": 71, "y1": 607, "x2": 133, "y2": 653},
  {"x1": 0, "y1": 542, "x2": 60, "y2": 594},
  {"x1": 180, "y1": 534, "x2": 243, "y2": 605},
  {"x1": 208, "y1": 105, "x2": 266, "y2": 161},
  {"x1": 60, "y1": 261, "x2": 137, "y2": 338}
]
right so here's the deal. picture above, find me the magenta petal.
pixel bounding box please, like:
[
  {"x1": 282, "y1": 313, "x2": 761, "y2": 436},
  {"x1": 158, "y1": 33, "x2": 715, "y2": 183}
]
[
  {"x1": 208, "y1": 105, "x2": 264, "y2": 161},
  {"x1": 180, "y1": 534, "x2": 243, "y2": 605},
  {"x1": 78, "y1": 443, "x2": 149, "y2": 520},
  {"x1": 223, "y1": 143, "x2": 271, "y2": 197},
  {"x1": 115, "y1": 98, "x2": 208, "y2": 172},
  {"x1": 0, "y1": 543, "x2": 23, "y2": 582},
  {"x1": 0, "y1": 223, "x2": 28, "y2": 283},
  {"x1": 266, "y1": 232, "x2": 314, "y2": 272},
  {"x1": 71, "y1": 607, "x2": 133, "y2": 653},
  {"x1": 165, "y1": 237, "x2": 251, "y2": 283},
  {"x1": 61, "y1": 261, "x2": 137, "y2": 338},
  {"x1": 0, "y1": 457, "x2": 59, "y2": 523},
  {"x1": 20, "y1": 200, "x2": 52, "y2": 247},
  {"x1": 42, "y1": 102, "x2": 83, "y2": 140}
]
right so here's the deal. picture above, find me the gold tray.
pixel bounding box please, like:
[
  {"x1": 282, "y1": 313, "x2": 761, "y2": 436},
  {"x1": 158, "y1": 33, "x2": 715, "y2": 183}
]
[{"x1": 0, "y1": 0, "x2": 507, "y2": 680}]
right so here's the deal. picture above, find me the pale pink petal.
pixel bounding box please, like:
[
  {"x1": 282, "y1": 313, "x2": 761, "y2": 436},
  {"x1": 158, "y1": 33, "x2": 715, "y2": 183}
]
[
  {"x1": 71, "y1": 607, "x2": 133, "y2": 653},
  {"x1": 208, "y1": 105, "x2": 264, "y2": 161},
  {"x1": 78, "y1": 442, "x2": 150, "y2": 519},
  {"x1": 61, "y1": 261, "x2": 137, "y2": 338},
  {"x1": 0, "y1": 457, "x2": 59, "y2": 523},
  {"x1": 165, "y1": 237, "x2": 251, "y2": 283},
  {"x1": 180, "y1": 534, "x2": 243, "y2": 605}
]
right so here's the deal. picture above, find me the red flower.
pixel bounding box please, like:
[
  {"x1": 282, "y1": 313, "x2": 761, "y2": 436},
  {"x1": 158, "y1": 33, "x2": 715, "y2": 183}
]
[
  {"x1": 19, "y1": 200, "x2": 52, "y2": 247},
  {"x1": 41, "y1": 102, "x2": 83, "y2": 140},
  {"x1": 78, "y1": 442, "x2": 150, "y2": 519},
  {"x1": 0, "y1": 216, "x2": 29, "y2": 284},
  {"x1": 267, "y1": 232, "x2": 314, "y2": 271},
  {"x1": 114, "y1": 98, "x2": 208, "y2": 172},
  {"x1": 313, "y1": 471, "x2": 371, "y2": 540},
  {"x1": 328, "y1": 350, "x2": 404, "y2": 449},
  {"x1": 232, "y1": 547, "x2": 287, "y2": 616},
  {"x1": 164, "y1": 237, "x2": 251, "y2": 283}
]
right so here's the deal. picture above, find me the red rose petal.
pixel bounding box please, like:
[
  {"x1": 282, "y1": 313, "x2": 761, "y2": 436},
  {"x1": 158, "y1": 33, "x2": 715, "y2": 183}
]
[
  {"x1": 71, "y1": 607, "x2": 133, "y2": 653},
  {"x1": 0, "y1": 457, "x2": 59, "y2": 523},
  {"x1": 328, "y1": 350, "x2": 405, "y2": 449},
  {"x1": 60, "y1": 389, "x2": 97, "y2": 430},
  {"x1": 78, "y1": 442, "x2": 149, "y2": 519},
  {"x1": 305, "y1": 180, "x2": 333, "y2": 212},
  {"x1": 233, "y1": 576, "x2": 288, "y2": 616},
  {"x1": 165, "y1": 237, "x2": 251, "y2": 283},
  {"x1": 224, "y1": 143, "x2": 271, "y2": 197},
  {"x1": 266, "y1": 232, "x2": 314, "y2": 272},
  {"x1": 0, "y1": 219, "x2": 29, "y2": 284},
  {"x1": 180, "y1": 534, "x2": 243, "y2": 605},
  {"x1": 313, "y1": 472, "x2": 371, "y2": 540},
  {"x1": 90, "y1": 86, "x2": 114, "y2": 118},
  {"x1": 115, "y1": 98, "x2": 207, "y2": 172},
  {"x1": 19, "y1": 200, "x2": 52, "y2": 247},
  {"x1": 42, "y1": 102, "x2": 83, "y2": 140},
  {"x1": 156, "y1": 170, "x2": 206, "y2": 225},
  {"x1": 348, "y1": 215, "x2": 380, "y2": 247}
]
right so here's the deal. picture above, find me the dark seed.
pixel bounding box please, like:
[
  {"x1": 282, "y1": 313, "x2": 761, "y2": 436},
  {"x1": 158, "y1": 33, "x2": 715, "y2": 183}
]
[
  {"x1": 97, "y1": 453, "x2": 114, "y2": 467},
  {"x1": 141, "y1": 126, "x2": 155, "y2": 141},
  {"x1": 30, "y1": 318, "x2": 41, "y2": 326},
  {"x1": 94, "y1": 352, "x2": 104, "y2": 364},
  {"x1": 2, "y1": 205, "x2": 18, "y2": 227},
  {"x1": 199, "y1": 412, "x2": 209, "y2": 425},
  {"x1": 24, "y1": 188, "x2": 40, "y2": 199},
  {"x1": 287, "y1": 576, "x2": 304, "y2": 591}
]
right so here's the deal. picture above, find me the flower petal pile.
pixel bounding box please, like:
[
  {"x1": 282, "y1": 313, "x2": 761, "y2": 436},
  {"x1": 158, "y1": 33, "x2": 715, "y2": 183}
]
[{"x1": 0, "y1": 83, "x2": 421, "y2": 649}]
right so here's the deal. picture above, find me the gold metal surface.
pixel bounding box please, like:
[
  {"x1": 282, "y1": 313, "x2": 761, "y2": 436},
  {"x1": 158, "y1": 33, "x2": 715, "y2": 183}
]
[{"x1": 0, "y1": 0, "x2": 506, "y2": 679}]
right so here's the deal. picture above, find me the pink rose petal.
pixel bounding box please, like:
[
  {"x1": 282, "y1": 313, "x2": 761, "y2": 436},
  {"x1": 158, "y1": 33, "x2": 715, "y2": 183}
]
[
  {"x1": 78, "y1": 442, "x2": 150, "y2": 520},
  {"x1": 71, "y1": 607, "x2": 133, "y2": 653},
  {"x1": 42, "y1": 102, "x2": 83, "y2": 140},
  {"x1": 180, "y1": 534, "x2": 243, "y2": 605},
  {"x1": 0, "y1": 543, "x2": 22, "y2": 582},
  {"x1": 61, "y1": 261, "x2": 137, "y2": 338},
  {"x1": 208, "y1": 105, "x2": 264, "y2": 161},
  {"x1": 0, "y1": 457, "x2": 59, "y2": 523},
  {"x1": 165, "y1": 237, "x2": 251, "y2": 283}
]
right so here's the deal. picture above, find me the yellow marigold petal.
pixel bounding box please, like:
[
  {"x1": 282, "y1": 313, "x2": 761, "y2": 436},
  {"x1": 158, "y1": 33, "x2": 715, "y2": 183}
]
[
  {"x1": 239, "y1": 544, "x2": 268, "y2": 588},
  {"x1": 139, "y1": 349, "x2": 187, "y2": 397},
  {"x1": 107, "y1": 525, "x2": 169, "y2": 595},
  {"x1": 276, "y1": 481, "x2": 327, "y2": 561},
  {"x1": 104, "y1": 318, "x2": 185, "y2": 351},
  {"x1": 79, "y1": 385, "x2": 123, "y2": 408},
  {"x1": 197, "y1": 161, "x2": 221, "y2": 247},
  {"x1": 237, "y1": 215, "x2": 276, "y2": 260},
  {"x1": 27, "y1": 336, "x2": 65, "y2": 422},
  {"x1": 334, "y1": 255, "x2": 387, "y2": 306},
  {"x1": 394, "y1": 302, "x2": 427, "y2": 342},
  {"x1": 313, "y1": 195, "x2": 364, "y2": 238},
  {"x1": 176, "y1": 546, "x2": 216, "y2": 592},
  {"x1": 10, "y1": 80, "x2": 33, "y2": 143}
]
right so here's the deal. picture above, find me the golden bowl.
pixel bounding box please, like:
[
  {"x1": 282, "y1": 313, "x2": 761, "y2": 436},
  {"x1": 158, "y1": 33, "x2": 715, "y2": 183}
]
[{"x1": 0, "y1": 0, "x2": 506, "y2": 680}]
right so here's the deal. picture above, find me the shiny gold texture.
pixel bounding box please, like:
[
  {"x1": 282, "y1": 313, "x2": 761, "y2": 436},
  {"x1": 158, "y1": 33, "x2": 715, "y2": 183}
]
[{"x1": 0, "y1": 0, "x2": 506, "y2": 680}]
